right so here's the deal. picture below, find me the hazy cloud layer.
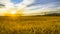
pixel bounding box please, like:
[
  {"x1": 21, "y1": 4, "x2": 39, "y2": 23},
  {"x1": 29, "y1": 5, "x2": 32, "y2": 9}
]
[
  {"x1": 0, "y1": 0, "x2": 60, "y2": 16},
  {"x1": 22, "y1": 2, "x2": 60, "y2": 16}
]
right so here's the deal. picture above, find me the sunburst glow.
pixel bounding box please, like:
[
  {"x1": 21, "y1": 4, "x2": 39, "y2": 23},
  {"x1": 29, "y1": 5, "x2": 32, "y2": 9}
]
[{"x1": 11, "y1": 10, "x2": 16, "y2": 14}]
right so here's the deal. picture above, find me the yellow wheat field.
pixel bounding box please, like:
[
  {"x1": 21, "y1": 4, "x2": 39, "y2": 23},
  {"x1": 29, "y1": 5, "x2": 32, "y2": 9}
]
[{"x1": 0, "y1": 16, "x2": 60, "y2": 34}]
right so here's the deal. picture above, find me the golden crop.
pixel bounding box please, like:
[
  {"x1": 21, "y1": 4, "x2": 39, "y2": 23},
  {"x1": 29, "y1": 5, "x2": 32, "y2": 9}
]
[{"x1": 0, "y1": 16, "x2": 60, "y2": 34}]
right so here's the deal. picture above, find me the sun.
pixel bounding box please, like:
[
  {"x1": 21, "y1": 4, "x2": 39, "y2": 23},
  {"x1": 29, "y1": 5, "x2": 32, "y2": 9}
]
[
  {"x1": 0, "y1": 8, "x2": 23, "y2": 16},
  {"x1": 4, "y1": 9, "x2": 17, "y2": 16},
  {"x1": 11, "y1": 10, "x2": 16, "y2": 14}
]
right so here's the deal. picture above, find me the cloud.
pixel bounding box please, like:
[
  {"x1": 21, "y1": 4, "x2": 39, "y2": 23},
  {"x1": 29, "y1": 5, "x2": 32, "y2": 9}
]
[
  {"x1": 0, "y1": 0, "x2": 35, "y2": 16},
  {"x1": 15, "y1": 0, "x2": 35, "y2": 9},
  {"x1": 22, "y1": 2, "x2": 60, "y2": 16},
  {"x1": 0, "y1": 0, "x2": 14, "y2": 8},
  {"x1": 0, "y1": 0, "x2": 14, "y2": 16},
  {"x1": 0, "y1": 0, "x2": 60, "y2": 16}
]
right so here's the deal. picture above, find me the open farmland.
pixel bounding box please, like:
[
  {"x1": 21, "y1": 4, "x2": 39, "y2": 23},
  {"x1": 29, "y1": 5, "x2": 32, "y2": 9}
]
[{"x1": 0, "y1": 16, "x2": 60, "y2": 34}]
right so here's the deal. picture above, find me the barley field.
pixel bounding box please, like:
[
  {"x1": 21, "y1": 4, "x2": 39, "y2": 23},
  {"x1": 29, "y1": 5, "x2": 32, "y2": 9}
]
[{"x1": 0, "y1": 16, "x2": 60, "y2": 34}]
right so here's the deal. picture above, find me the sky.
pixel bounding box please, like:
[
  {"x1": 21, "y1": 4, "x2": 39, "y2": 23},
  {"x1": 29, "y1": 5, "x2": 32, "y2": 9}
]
[
  {"x1": 9, "y1": 0, "x2": 60, "y2": 9},
  {"x1": 0, "y1": 0, "x2": 60, "y2": 16},
  {"x1": 11, "y1": 0, "x2": 23, "y2": 4},
  {"x1": 11, "y1": 0, "x2": 60, "y2": 4}
]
